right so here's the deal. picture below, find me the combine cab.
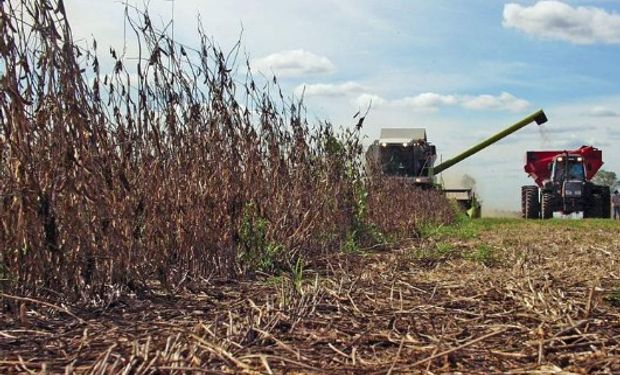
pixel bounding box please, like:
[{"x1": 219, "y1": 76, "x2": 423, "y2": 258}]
[
  {"x1": 366, "y1": 128, "x2": 436, "y2": 186},
  {"x1": 522, "y1": 146, "x2": 610, "y2": 219}
]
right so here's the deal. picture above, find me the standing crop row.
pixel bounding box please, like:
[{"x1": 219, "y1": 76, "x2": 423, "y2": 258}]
[{"x1": 0, "y1": 0, "x2": 454, "y2": 304}]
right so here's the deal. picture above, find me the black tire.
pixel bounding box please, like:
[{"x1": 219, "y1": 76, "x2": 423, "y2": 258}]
[
  {"x1": 586, "y1": 194, "x2": 604, "y2": 218},
  {"x1": 601, "y1": 186, "x2": 611, "y2": 219},
  {"x1": 541, "y1": 192, "x2": 554, "y2": 219},
  {"x1": 521, "y1": 185, "x2": 539, "y2": 219},
  {"x1": 584, "y1": 184, "x2": 608, "y2": 218}
]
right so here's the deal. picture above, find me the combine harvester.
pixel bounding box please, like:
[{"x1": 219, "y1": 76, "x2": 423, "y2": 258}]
[
  {"x1": 367, "y1": 110, "x2": 548, "y2": 217},
  {"x1": 522, "y1": 146, "x2": 610, "y2": 219}
]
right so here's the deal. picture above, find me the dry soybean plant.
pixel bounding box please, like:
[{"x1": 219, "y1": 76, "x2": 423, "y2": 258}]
[
  {"x1": 366, "y1": 177, "x2": 455, "y2": 240},
  {"x1": 0, "y1": 0, "x2": 454, "y2": 304}
]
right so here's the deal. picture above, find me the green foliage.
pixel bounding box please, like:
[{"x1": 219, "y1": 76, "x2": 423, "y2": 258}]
[
  {"x1": 263, "y1": 275, "x2": 286, "y2": 287},
  {"x1": 409, "y1": 242, "x2": 454, "y2": 262},
  {"x1": 435, "y1": 242, "x2": 454, "y2": 257},
  {"x1": 342, "y1": 230, "x2": 360, "y2": 253},
  {"x1": 238, "y1": 203, "x2": 283, "y2": 273},
  {"x1": 593, "y1": 169, "x2": 618, "y2": 189},
  {"x1": 0, "y1": 261, "x2": 7, "y2": 291},
  {"x1": 262, "y1": 257, "x2": 305, "y2": 301},
  {"x1": 417, "y1": 222, "x2": 443, "y2": 239},
  {"x1": 419, "y1": 214, "x2": 479, "y2": 240},
  {"x1": 344, "y1": 182, "x2": 387, "y2": 253},
  {"x1": 409, "y1": 247, "x2": 438, "y2": 262},
  {"x1": 467, "y1": 245, "x2": 497, "y2": 266},
  {"x1": 605, "y1": 289, "x2": 620, "y2": 307},
  {"x1": 324, "y1": 133, "x2": 346, "y2": 157},
  {"x1": 291, "y1": 257, "x2": 305, "y2": 295}
]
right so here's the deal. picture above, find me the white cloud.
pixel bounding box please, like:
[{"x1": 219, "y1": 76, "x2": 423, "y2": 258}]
[
  {"x1": 295, "y1": 82, "x2": 365, "y2": 97},
  {"x1": 354, "y1": 94, "x2": 388, "y2": 108},
  {"x1": 585, "y1": 106, "x2": 620, "y2": 117},
  {"x1": 354, "y1": 91, "x2": 529, "y2": 112},
  {"x1": 393, "y1": 93, "x2": 458, "y2": 109},
  {"x1": 252, "y1": 49, "x2": 335, "y2": 77},
  {"x1": 503, "y1": 1, "x2": 620, "y2": 44},
  {"x1": 461, "y1": 92, "x2": 530, "y2": 112}
]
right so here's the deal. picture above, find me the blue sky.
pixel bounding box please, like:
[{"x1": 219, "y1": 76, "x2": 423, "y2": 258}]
[{"x1": 65, "y1": 0, "x2": 620, "y2": 211}]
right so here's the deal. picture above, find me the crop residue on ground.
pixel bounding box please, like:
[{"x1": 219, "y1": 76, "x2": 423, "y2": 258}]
[{"x1": 2, "y1": 219, "x2": 619, "y2": 373}]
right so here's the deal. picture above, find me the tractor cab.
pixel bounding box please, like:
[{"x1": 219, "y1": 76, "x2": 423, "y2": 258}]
[
  {"x1": 550, "y1": 154, "x2": 586, "y2": 182},
  {"x1": 547, "y1": 154, "x2": 588, "y2": 214}
]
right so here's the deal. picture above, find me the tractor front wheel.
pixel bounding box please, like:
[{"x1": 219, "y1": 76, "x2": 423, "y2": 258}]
[{"x1": 541, "y1": 192, "x2": 554, "y2": 219}]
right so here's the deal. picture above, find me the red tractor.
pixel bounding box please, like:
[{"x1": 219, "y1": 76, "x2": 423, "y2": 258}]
[{"x1": 521, "y1": 146, "x2": 611, "y2": 219}]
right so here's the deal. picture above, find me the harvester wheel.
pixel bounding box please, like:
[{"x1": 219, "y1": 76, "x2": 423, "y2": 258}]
[
  {"x1": 521, "y1": 185, "x2": 539, "y2": 219},
  {"x1": 540, "y1": 192, "x2": 553, "y2": 219}
]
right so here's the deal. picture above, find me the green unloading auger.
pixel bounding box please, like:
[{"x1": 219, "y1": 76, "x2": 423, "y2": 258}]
[{"x1": 432, "y1": 109, "x2": 548, "y2": 175}]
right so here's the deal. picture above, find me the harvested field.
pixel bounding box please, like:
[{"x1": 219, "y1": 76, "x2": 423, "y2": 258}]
[{"x1": 2, "y1": 219, "x2": 620, "y2": 374}]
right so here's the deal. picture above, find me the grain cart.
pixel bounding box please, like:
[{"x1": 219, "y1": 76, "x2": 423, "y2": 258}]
[
  {"x1": 367, "y1": 110, "x2": 548, "y2": 217},
  {"x1": 522, "y1": 146, "x2": 610, "y2": 219}
]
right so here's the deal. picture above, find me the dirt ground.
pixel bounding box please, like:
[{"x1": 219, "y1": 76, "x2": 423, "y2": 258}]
[{"x1": 2, "y1": 219, "x2": 620, "y2": 374}]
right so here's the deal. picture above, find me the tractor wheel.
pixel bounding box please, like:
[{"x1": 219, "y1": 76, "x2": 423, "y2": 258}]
[
  {"x1": 541, "y1": 192, "x2": 554, "y2": 219},
  {"x1": 521, "y1": 185, "x2": 539, "y2": 219},
  {"x1": 586, "y1": 194, "x2": 604, "y2": 218},
  {"x1": 601, "y1": 186, "x2": 611, "y2": 219}
]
